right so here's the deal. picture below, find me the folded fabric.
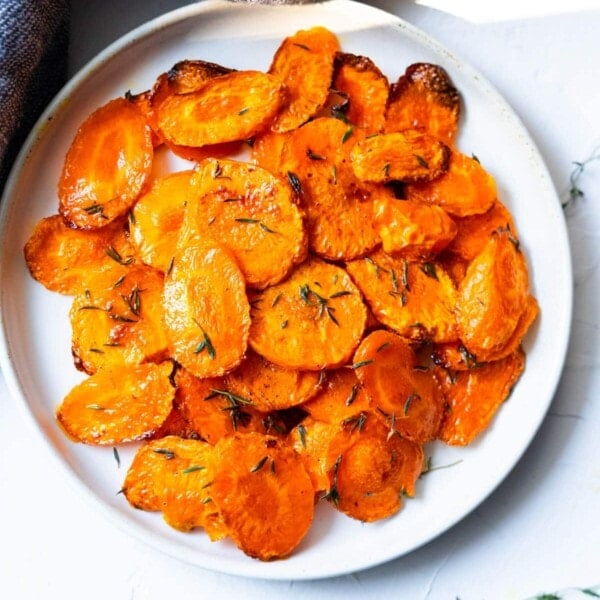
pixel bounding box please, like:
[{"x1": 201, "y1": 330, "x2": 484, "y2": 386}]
[{"x1": 0, "y1": 0, "x2": 69, "y2": 192}]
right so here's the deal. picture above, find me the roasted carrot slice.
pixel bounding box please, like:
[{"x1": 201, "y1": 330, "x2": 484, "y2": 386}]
[
  {"x1": 350, "y1": 131, "x2": 451, "y2": 184},
  {"x1": 346, "y1": 250, "x2": 458, "y2": 343},
  {"x1": 210, "y1": 432, "x2": 315, "y2": 560},
  {"x1": 352, "y1": 330, "x2": 444, "y2": 443},
  {"x1": 269, "y1": 26, "x2": 340, "y2": 132},
  {"x1": 24, "y1": 215, "x2": 138, "y2": 295},
  {"x1": 121, "y1": 435, "x2": 225, "y2": 538},
  {"x1": 385, "y1": 62, "x2": 460, "y2": 145},
  {"x1": 150, "y1": 404, "x2": 199, "y2": 441},
  {"x1": 446, "y1": 199, "x2": 516, "y2": 262},
  {"x1": 224, "y1": 349, "x2": 322, "y2": 412},
  {"x1": 130, "y1": 170, "x2": 193, "y2": 273},
  {"x1": 290, "y1": 416, "x2": 343, "y2": 493},
  {"x1": 163, "y1": 237, "x2": 250, "y2": 378},
  {"x1": 249, "y1": 257, "x2": 367, "y2": 370},
  {"x1": 281, "y1": 117, "x2": 387, "y2": 260},
  {"x1": 57, "y1": 362, "x2": 174, "y2": 444},
  {"x1": 58, "y1": 97, "x2": 153, "y2": 229},
  {"x1": 250, "y1": 130, "x2": 290, "y2": 173},
  {"x1": 156, "y1": 70, "x2": 285, "y2": 147},
  {"x1": 374, "y1": 197, "x2": 457, "y2": 258},
  {"x1": 70, "y1": 265, "x2": 168, "y2": 374},
  {"x1": 329, "y1": 52, "x2": 389, "y2": 132},
  {"x1": 324, "y1": 414, "x2": 424, "y2": 521},
  {"x1": 436, "y1": 349, "x2": 526, "y2": 445},
  {"x1": 302, "y1": 368, "x2": 370, "y2": 424},
  {"x1": 456, "y1": 229, "x2": 531, "y2": 361},
  {"x1": 406, "y1": 151, "x2": 497, "y2": 217},
  {"x1": 179, "y1": 158, "x2": 307, "y2": 289},
  {"x1": 174, "y1": 367, "x2": 260, "y2": 444}
]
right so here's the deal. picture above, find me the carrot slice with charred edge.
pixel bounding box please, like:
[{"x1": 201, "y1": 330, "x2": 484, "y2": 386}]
[
  {"x1": 59, "y1": 97, "x2": 153, "y2": 229},
  {"x1": 130, "y1": 170, "x2": 193, "y2": 273},
  {"x1": 24, "y1": 215, "x2": 137, "y2": 295},
  {"x1": 121, "y1": 436, "x2": 226, "y2": 539},
  {"x1": 346, "y1": 250, "x2": 458, "y2": 344},
  {"x1": 373, "y1": 197, "x2": 457, "y2": 259},
  {"x1": 248, "y1": 257, "x2": 367, "y2": 370},
  {"x1": 210, "y1": 432, "x2": 315, "y2": 561},
  {"x1": 156, "y1": 70, "x2": 285, "y2": 147},
  {"x1": 57, "y1": 362, "x2": 174, "y2": 445},
  {"x1": 446, "y1": 199, "x2": 516, "y2": 262},
  {"x1": 130, "y1": 59, "x2": 234, "y2": 145},
  {"x1": 302, "y1": 368, "x2": 370, "y2": 424},
  {"x1": 352, "y1": 330, "x2": 444, "y2": 443},
  {"x1": 174, "y1": 368, "x2": 260, "y2": 445},
  {"x1": 406, "y1": 152, "x2": 497, "y2": 217},
  {"x1": 351, "y1": 131, "x2": 451, "y2": 184},
  {"x1": 324, "y1": 414, "x2": 424, "y2": 521},
  {"x1": 163, "y1": 237, "x2": 250, "y2": 378},
  {"x1": 70, "y1": 266, "x2": 168, "y2": 374},
  {"x1": 385, "y1": 62, "x2": 460, "y2": 145},
  {"x1": 456, "y1": 230, "x2": 531, "y2": 361},
  {"x1": 329, "y1": 52, "x2": 389, "y2": 132},
  {"x1": 224, "y1": 349, "x2": 322, "y2": 412},
  {"x1": 281, "y1": 117, "x2": 388, "y2": 260},
  {"x1": 436, "y1": 349, "x2": 526, "y2": 445},
  {"x1": 179, "y1": 158, "x2": 307, "y2": 289},
  {"x1": 269, "y1": 26, "x2": 340, "y2": 133}
]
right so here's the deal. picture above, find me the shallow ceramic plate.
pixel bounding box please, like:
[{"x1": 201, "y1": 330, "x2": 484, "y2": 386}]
[{"x1": 0, "y1": 0, "x2": 572, "y2": 580}]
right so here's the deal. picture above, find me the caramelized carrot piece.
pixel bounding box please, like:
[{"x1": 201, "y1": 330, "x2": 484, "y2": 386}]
[
  {"x1": 163, "y1": 237, "x2": 250, "y2": 378},
  {"x1": 350, "y1": 131, "x2": 451, "y2": 183},
  {"x1": 446, "y1": 199, "x2": 516, "y2": 262},
  {"x1": 248, "y1": 257, "x2": 367, "y2": 370},
  {"x1": 121, "y1": 436, "x2": 226, "y2": 538},
  {"x1": 24, "y1": 215, "x2": 138, "y2": 295},
  {"x1": 130, "y1": 170, "x2": 193, "y2": 273},
  {"x1": 269, "y1": 26, "x2": 340, "y2": 132},
  {"x1": 302, "y1": 368, "x2": 370, "y2": 424},
  {"x1": 156, "y1": 70, "x2": 285, "y2": 147},
  {"x1": 324, "y1": 414, "x2": 424, "y2": 521},
  {"x1": 179, "y1": 158, "x2": 307, "y2": 289},
  {"x1": 373, "y1": 197, "x2": 457, "y2": 258},
  {"x1": 56, "y1": 362, "x2": 174, "y2": 444},
  {"x1": 290, "y1": 416, "x2": 341, "y2": 493},
  {"x1": 406, "y1": 152, "x2": 497, "y2": 217},
  {"x1": 224, "y1": 349, "x2": 322, "y2": 412},
  {"x1": 69, "y1": 265, "x2": 168, "y2": 374},
  {"x1": 456, "y1": 230, "x2": 532, "y2": 361},
  {"x1": 210, "y1": 432, "x2": 315, "y2": 560},
  {"x1": 281, "y1": 117, "x2": 386, "y2": 260},
  {"x1": 58, "y1": 97, "x2": 153, "y2": 228},
  {"x1": 330, "y1": 52, "x2": 389, "y2": 132},
  {"x1": 436, "y1": 349, "x2": 526, "y2": 445},
  {"x1": 150, "y1": 404, "x2": 198, "y2": 440},
  {"x1": 352, "y1": 330, "x2": 444, "y2": 443},
  {"x1": 174, "y1": 367, "x2": 260, "y2": 444},
  {"x1": 250, "y1": 130, "x2": 290, "y2": 173},
  {"x1": 346, "y1": 250, "x2": 458, "y2": 343},
  {"x1": 385, "y1": 62, "x2": 460, "y2": 145}
]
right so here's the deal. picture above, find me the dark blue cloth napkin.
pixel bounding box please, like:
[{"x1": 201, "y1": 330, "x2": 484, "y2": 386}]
[{"x1": 0, "y1": 0, "x2": 69, "y2": 191}]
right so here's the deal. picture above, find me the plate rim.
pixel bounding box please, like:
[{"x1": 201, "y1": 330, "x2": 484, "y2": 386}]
[{"x1": 0, "y1": 0, "x2": 573, "y2": 581}]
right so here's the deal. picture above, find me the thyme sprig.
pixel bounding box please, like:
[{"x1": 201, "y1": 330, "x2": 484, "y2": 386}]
[
  {"x1": 298, "y1": 283, "x2": 345, "y2": 326},
  {"x1": 564, "y1": 146, "x2": 600, "y2": 209}
]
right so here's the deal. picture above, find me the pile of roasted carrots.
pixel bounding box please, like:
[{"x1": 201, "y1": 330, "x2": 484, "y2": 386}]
[{"x1": 24, "y1": 26, "x2": 538, "y2": 560}]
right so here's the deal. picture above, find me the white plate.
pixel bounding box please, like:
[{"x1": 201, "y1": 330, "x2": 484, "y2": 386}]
[{"x1": 0, "y1": 0, "x2": 572, "y2": 581}]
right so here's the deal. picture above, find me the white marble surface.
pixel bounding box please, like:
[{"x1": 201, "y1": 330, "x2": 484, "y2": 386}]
[{"x1": 2, "y1": 1, "x2": 599, "y2": 598}]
